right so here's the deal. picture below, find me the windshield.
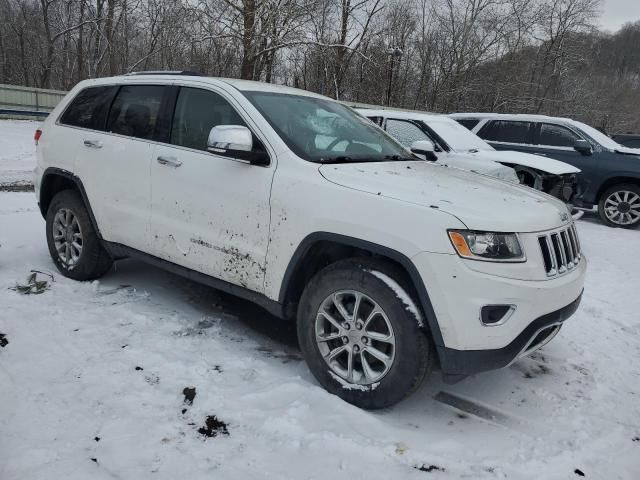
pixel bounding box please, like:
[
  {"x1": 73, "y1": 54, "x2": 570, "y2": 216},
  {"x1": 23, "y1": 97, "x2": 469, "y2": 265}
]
[
  {"x1": 570, "y1": 120, "x2": 623, "y2": 150},
  {"x1": 243, "y1": 91, "x2": 413, "y2": 162},
  {"x1": 426, "y1": 119, "x2": 494, "y2": 152}
]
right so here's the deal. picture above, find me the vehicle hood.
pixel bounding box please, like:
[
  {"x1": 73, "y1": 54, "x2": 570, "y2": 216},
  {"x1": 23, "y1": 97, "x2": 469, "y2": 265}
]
[
  {"x1": 319, "y1": 161, "x2": 571, "y2": 233},
  {"x1": 471, "y1": 150, "x2": 581, "y2": 175},
  {"x1": 614, "y1": 146, "x2": 640, "y2": 156},
  {"x1": 436, "y1": 154, "x2": 520, "y2": 184}
]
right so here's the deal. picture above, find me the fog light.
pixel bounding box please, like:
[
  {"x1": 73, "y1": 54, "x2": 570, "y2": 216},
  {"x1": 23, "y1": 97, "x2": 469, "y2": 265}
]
[{"x1": 480, "y1": 305, "x2": 515, "y2": 326}]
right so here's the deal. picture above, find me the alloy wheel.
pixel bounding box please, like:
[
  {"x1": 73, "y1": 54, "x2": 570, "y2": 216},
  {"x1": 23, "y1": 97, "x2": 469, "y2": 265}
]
[
  {"x1": 603, "y1": 190, "x2": 640, "y2": 226},
  {"x1": 315, "y1": 290, "x2": 396, "y2": 385},
  {"x1": 52, "y1": 208, "x2": 83, "y2": 268}
]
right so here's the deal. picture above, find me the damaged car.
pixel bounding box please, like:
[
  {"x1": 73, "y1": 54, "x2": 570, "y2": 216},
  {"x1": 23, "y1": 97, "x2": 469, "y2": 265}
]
[
  {"x1": 356, "y1": 108, "x2": 581, "y2": 212},
  {"x1": 452, "y1": 113, "x2": 640, "y2": 228}
]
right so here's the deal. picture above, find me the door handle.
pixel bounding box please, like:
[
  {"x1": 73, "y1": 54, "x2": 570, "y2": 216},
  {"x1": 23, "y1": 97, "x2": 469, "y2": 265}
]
[
  {"x1": 83, "y1": 139, "x2": 103, "y2": 149},
  {"x1": 156, "y1": 155, "x2": 182, "y2": 168}
]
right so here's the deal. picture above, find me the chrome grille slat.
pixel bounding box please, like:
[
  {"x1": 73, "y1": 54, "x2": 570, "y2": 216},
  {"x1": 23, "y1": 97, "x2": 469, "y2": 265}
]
[
  {"x1": 571, "y1": 224, "x2": 582, "y2": 258},
  {"x1": 561, "y1": 230, "x2": 574, "y2": 268},
  {"x1": 538, "y1": 223, "x2": 581, "y2": 277}
]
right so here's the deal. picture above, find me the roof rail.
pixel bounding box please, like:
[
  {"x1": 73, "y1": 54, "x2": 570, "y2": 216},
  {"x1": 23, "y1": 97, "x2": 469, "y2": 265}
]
[{"x1": 124, "y1": 70, "x2": 204, "y2": 76}]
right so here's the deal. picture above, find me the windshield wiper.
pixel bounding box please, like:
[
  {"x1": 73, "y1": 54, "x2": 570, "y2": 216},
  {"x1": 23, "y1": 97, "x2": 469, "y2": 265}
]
[
  {"x1": 316, "y1": 156, "x2": 355, "y2": 164},
  {"x1": 316, "y1": 154, "x2": 419, "y2": 164},
  {"x1": 384, "y1": 154, "x2": 422, "y2": 162}
]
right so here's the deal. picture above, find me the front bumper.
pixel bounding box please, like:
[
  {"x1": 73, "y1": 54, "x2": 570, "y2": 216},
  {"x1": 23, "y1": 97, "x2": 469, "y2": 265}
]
[
  {"x1": 412, "y1": 247, "x2": 586, "y2": 378},
  {"x1": 440, "y1": 292, "x2": 582, "y2": 382}
]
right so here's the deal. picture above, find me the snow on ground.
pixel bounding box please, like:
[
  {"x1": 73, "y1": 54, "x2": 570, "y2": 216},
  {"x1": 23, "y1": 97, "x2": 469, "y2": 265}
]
[
  {"x1": 0, "y1": 120, "x2": 40, "y2": 189},
  {"x1": 0, "y1": 194, "x2": 639, "y2": 480}
]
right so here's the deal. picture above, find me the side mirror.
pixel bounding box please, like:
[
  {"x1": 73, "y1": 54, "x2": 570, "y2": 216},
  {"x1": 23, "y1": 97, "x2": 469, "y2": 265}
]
[
  {"x1": 410, "y1": 140, "x2": 438, "y2": 161},
  {"x1": 207, "y1": 125, "x2": 269, "y2": 165},
  {"x1": 573, "y1": 139, "x2": 592, "y2": 156}
]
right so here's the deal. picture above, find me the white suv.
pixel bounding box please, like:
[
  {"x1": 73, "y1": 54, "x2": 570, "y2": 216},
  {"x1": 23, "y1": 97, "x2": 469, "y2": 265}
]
[{"x1": 34, "y1": 73, "x2": 587, "y2": 409}]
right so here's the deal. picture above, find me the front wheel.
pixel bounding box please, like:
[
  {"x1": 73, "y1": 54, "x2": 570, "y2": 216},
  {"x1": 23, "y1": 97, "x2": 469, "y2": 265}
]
[
  {"x1": 297, "y1": 259, "x2": 434, "y2": 409},
  {"x1": 598, "y1": 184, "x2": 640, "y2": 228}
]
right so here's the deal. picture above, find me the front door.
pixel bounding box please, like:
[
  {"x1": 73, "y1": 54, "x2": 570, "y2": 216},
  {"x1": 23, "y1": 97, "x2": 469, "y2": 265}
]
[
  {"x1": 149, "y1": 86, "x2": 275, "y2": 292},
  {"x1": 528, "y1": 122, "x2": 605, "y2": 204}
]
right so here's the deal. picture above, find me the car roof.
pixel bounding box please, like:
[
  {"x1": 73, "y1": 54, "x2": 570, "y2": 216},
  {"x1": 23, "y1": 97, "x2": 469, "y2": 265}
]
[
  {"x1": 449, "y1": 112, "x2": 574, "y2": 123},
  {"x1": 78, "y1": 74, "x2": 329, "y2": 99},
  {"x1": 353, "y1": 108, "x2": 453, "y2": 123}
]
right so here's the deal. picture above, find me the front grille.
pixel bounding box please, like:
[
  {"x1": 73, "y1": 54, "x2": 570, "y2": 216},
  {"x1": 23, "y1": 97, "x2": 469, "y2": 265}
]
[{"x1": 538, "y1": 224, "x2": 581, "y2": 277}]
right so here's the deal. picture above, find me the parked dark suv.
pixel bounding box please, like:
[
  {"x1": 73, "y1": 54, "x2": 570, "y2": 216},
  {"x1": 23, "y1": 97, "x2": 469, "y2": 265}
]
[
  {"x1": 612, "y1": 134, "x2": 640, "y2": 149},
  {"x1": 451, "y1": 114, "x2": 640, "y2": 228}
]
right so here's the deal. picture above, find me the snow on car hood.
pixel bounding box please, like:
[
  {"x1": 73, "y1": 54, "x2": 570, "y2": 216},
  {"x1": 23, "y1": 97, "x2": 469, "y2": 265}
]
[
  {"x1": 319, "y1": 161, "x2": 571, "y2": 233},
  {"x1": 615, "y1": 146, "x2": 640, "y2": 156},
  {"x1": 471, "y1": 150, "x2": 581, "y2": 174},
  {"x1": 435, "y1": 154, "x2": 520, "y2": 183}
]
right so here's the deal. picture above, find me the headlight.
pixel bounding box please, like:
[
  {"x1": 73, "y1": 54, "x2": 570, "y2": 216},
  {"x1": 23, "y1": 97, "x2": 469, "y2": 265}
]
[{"x1": 448, "y1": 230, "x2": 525, "y2": 262}]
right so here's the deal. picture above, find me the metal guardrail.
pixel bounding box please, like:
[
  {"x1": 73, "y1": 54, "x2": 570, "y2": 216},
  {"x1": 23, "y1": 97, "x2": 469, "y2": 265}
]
[
  {"x1": 0, "y1": 83, "x2": 67, "y2": 115},
  {"x1": 0, "y1": 108, "x2": 50, "y2": 118}
]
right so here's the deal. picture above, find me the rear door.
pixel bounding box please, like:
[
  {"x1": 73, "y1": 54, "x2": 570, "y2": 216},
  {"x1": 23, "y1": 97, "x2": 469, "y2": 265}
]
[
  {"x1": 149, "y1": 85, "x2": 275, "y2": 292},
  {"x1": 73, "y1": 84, "x2": 167, "y2": 251},
  {"x1": 477, "y1": 120, "x2": 538, "y2": 154},
  {"x1": 52, "y1": 85, "x2": 117, "y2": 186}
]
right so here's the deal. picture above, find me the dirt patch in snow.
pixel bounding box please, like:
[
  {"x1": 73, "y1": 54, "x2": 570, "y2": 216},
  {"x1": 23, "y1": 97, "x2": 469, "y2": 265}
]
[
  {"x1": 183, "y1": 387, "x2": 196, "y2": 405},
  {"x1": 197, "y1": 415, "x2": 229, "y2": 438},
  {"x1": 0, "y1": 333, "x2": 8, "y2": 347},
  {"x1": 414, "y1": 464, "x2": 445, "y2": 473}
]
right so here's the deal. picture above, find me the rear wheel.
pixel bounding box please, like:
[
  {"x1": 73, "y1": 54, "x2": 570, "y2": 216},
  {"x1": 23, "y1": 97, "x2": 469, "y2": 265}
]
[
  {"x1": 297, "y1": 259, "x2": 434, "y2": 409},
  {"x1": 598, "y1": 184, "x2": 640, "y2": 228},
  {"x1": 46, "y1": 190, "x2": 113, "y2": 280}
]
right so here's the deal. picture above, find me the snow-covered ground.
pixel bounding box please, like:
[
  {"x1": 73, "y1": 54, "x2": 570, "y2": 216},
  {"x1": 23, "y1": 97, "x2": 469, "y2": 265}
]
[
  {"x1": 1, "y1": 119, "x2": 639, "y2": 479},
  {"x1": 0, "y1": 119, "x2": 40, "y2": 189},
  {"x1": 1, "y1": 191, "x2": 639, "y2": 480}
]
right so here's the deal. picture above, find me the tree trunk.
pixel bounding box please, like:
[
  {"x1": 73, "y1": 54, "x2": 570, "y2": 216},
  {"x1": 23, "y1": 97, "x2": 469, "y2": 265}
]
[{"x1": 240, "y1": 0, "x2": 256, "y2": 80}]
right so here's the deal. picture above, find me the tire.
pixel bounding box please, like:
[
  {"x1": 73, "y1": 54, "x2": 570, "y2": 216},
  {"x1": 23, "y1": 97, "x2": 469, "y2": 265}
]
[
  {"x1": 297, "y1": 258, "x2": 434, "y2": 409},
  {"x1": 46, "y1": 189, "x2": 113, "y2": 280},
  {"x1": 598, "y1": 183, "x2": 640, "y2": 229}
]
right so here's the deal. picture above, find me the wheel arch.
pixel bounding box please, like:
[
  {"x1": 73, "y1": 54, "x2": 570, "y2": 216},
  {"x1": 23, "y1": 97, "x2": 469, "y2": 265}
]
[
  {"x1": 596, "y1": 175, "x2": 640, "y2": 201},
  {"x1": 39, "y1": 167, "x2": 102, "y2": 239},
  {"x1": 279, "y1": 232, "x2": 446, "y2": 355}
]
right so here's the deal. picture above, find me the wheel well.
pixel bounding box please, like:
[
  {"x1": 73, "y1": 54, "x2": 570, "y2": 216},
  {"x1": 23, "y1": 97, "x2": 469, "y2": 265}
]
[
  {"x1": 281, "y1": 239, "x2": 417, "y2": 319},
  {"x1": 596, "y1": 177, "x2": 640, "y2": 202},
  {"x1": 39, "y1": 173, "x2": 78, "y2": 217}
]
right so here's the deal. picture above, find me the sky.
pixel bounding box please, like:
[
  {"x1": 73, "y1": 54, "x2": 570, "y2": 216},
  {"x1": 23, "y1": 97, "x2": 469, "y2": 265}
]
[{"x1": 598, "y1": 0, "x2": 640, "y2": 32}]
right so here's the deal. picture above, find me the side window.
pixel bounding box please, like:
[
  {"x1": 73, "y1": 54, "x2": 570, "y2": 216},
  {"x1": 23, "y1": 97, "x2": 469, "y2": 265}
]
[
  {"x1": 59, "y1": 86, "x2": 117, "y2": 130},
  {"x1": 171, "y1": 87, "x2": 246, "y2": 151},
  {"x1": 455, "y1": 119, "x2": 479, "y2": 130},
  {"x1": 539, "y1": 123, "x2": 580, "y2": 147},
  {"x1": 481, "y1": 120, "x2": 532, "y2": 144},
  {"x1": 106, "y1": 85, "x2": 165, "y2": 140},
  {"x1": 386, "y1": 119, "x2": 430, "y2": 147}
]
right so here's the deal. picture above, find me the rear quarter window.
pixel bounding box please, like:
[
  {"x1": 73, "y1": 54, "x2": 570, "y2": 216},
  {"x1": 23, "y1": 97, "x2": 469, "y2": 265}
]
[
  {"x1": 59, "y1": 86, "x2": 117, "y2": 130},
  {"x1": 455, "y1": 119, "x2": 480, "y2": 130}
]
